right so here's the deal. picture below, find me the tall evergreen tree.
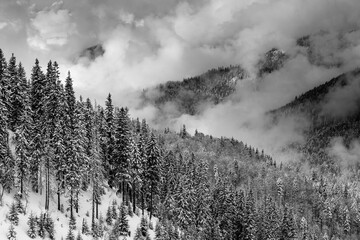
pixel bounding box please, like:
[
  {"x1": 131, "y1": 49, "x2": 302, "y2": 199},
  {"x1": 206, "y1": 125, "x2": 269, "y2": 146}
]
[
  {"x1": 113, "y1": 107, "x2": 132, "y2": 202},
  {"x1": 145, "y1": 132, "x2": 161, "y2": 219},
  {"x1": 104, "y1": 94, "x2": 115, "y2": 187},
  {"x1": 29, "y1": 58, "x2": 46, "y2": 193},
  {"x1": 0, "y1": 88, "x2": 13, "y2": 203},
  {"x1": 0, "y1": 48, "x2": 8, "y2": 110},
  {"x1": 13, "y1": 69, "x2": 32, "y2": 198},
  {"x1": 64, "y1": 71, "x2": 81, "y2": 220}
]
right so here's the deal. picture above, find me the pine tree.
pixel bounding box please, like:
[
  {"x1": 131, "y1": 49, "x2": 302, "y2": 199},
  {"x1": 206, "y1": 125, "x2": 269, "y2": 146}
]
[
  {"x1": 66, "y1": 228, "x2": 75, "y2": 240},
  {"x1": 146, "y1": 132, "x2": 161, "y2": 219},
  {"x1": 343, "y1": 206, "x2": 350, "y2": 235},
  {"x1": 113, "y1": 107, "x2": 132, "y2": 202},
  {"x1": 45, "y1": 214, "x2": 55, "y2": 239},
  {"x1": 76, "y1": 231, "x2": 83, "y2": 240},
  {"x1": 29, "y1": 58, "x2": 46, "y2": 193},
  {"x1": 140, "y1": 216, "x2": 149, "y2": 237},
  {"x1": 69, "y1": 215, "x2": 76, "y2": 230},
  {"x1": 14, "y1": 194, "x2": 24, "y2": 214},
  {"x1": 7, "y1": 53, "x2": 18, "y2": 129},
  {"x1": 279, "y1": 205, "x2": 296, "y2": 240},
  {"x1": 106, "y1": 206, "x2": 113, "y2": 225},
  {"x1": 27, "y1": 212, "x2": 37, "y2": 238},
  {"x1": 10, "y1": 61, "x2": 29, "y2": 132},
  {"x1": 0, "y1": 48, "x2": 9, "y2": 112},
  {"x1": 0, "y1": 92, "x2": 13, "y2": 200},
  {"x1": 64, "y1": 71, "x2": 82, "y2": 220},
  {"x1": 300, "y1": 216, "x2": 309, "y2": 240},
  {"x1": 113, "y1": 203, "x2": 129, "y2": 236},
  {"x1": 7, "y1": 224, "x2": 16, "y2": 240},
  {"x1": 104, "y1": 93, "x2": 115, "y2": 186},
  {"x1": 81, "y1": 218, "x2": 89, "y2": 235},
  {"x1": 131, "y1": 136, "x2": 143, "y2": 213},
  {"x1": 37, "y1": 213, "x2": 46, "y2": 238},
  {"x1": 8, "y1": 202, "x2": 19, "y2": 226},
  {"x1": 13, "y1": 85, "x2": 32, "y2": 198},
  {"x1": 91, "y1": 106, "x2": 105, "y2": 224}
]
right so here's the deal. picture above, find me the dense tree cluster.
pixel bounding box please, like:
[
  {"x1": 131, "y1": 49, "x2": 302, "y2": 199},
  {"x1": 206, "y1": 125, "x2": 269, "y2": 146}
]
[{"x1": 0, "y1": 49, "x2": 359, "y2": 240}]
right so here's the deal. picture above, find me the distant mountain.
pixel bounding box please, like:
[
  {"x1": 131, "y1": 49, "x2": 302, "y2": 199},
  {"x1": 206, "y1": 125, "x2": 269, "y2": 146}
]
[
  {"x1": 257, "y1": 48, "x2": 288, "y2": 77},
  {"x1": 142, "y1": 65, "x2": 247, "y2": 115},
  {"x1": 296, "y1": 32, "x2": 344, "y2": 68},
  {"x1": 270, "y1": 69, "x2": 360, "y2": 168},
  {"x1": 79, "y1": 44, "x2": 105, "y2": 60}
]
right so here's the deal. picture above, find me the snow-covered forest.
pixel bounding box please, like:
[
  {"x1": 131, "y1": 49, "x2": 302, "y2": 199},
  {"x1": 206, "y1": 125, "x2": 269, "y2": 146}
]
[{"x1": 1, "y1": 48, "x2": 360, "y2": 240}]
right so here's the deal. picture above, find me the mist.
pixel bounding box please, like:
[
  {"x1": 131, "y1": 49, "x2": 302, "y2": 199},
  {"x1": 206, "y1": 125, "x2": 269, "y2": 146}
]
[{"x1": 2, "y1": 0, "x2": 360, "y2": 158}]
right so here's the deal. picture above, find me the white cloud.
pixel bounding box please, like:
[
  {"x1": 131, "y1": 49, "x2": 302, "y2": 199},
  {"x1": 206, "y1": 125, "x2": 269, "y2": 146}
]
[
  {"x1": 0, "y1": 22, "x2": 7, "y2": 30},
  {"x1": 27, "y1": 1, "x2": 76, "y2": 51}
]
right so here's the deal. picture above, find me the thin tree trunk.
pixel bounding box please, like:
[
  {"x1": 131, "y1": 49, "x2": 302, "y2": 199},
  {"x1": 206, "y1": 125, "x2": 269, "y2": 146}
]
[
  {"x1": 132, "y1": 182, "x2": 136, "y2": 213},
  {"x1": 141, "y1": 191, "x2": 144, "y2": 216},
  {"x1": 92, "y1": 189, "x2": 95, "y2": 231},
  {"x1": 122, "y1": 179, "x2": 125, "y2": 203},
  {"x1": 96, "y1": 200, "x2": 99, "y2": 219},
  {"x1": 150, "y1": 185, "x2": 153, "y2": 220},
  {"x1": 45, "y1": 166, "x2": 48, "y2": 210},
  {"x1": 39, "y1": 167, "x2": 42, "y2": 195},
  {"x1": 20, "y1": 175, "x2": 23, "y2": 198},
  {"x1": 75, "y1": 191, "x2": 79, "y2": 213},
  {"x1": 70, "y1": 189, "x2": 73, "y2": 219},
  {"x1": 57, "y1": 185, "x2": 61, "y2": 211}
]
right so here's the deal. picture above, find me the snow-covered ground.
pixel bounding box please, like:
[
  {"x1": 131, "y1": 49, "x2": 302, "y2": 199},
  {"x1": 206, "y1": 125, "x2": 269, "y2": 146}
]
[{"x1": 0, "y1": 187, "x2": 157, "y2": 239}]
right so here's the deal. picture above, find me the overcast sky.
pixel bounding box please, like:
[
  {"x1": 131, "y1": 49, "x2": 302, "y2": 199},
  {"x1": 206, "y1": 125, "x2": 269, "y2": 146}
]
[{"x1": 2, "y1": 0, "x2": 360, "y2": 156}]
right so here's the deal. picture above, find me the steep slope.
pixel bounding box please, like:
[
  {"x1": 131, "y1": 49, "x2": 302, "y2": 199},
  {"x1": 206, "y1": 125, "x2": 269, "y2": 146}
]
[
  {"x1": 142, "y1": 65, "x2": 247, "y2": 115},
  {"x1": 270, "y1": 68, "x2": 360, "y2": 168}
]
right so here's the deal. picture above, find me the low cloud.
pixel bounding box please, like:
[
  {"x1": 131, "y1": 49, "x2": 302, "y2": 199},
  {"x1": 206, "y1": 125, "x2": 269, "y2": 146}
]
[
  {"x1": 2, "y1": 0, "x2": 360, "y2": 157},
  {"x1": 27, "y1": 1, "x2": 77, "y2": 51},
  {"x1": 328, "y1": 137, "x2": 360, "y2": 170},
  {"x1": 321, "y1": 71, "x2": 360, "y2": 119}
]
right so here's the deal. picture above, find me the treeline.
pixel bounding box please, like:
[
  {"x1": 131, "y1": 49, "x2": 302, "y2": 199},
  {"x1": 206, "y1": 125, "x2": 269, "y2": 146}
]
[
  {"x1": 1, "y1": 49, "x2": 359, "y2": 240},
  {"x1": 0, "y1": 49, "x2": 161, "y2": 235}
]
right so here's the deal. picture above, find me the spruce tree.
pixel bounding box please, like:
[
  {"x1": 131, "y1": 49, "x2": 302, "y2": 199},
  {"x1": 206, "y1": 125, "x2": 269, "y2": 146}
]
[
  {"x1": 7, "y1": 224, "x2": 16, "y2": 240},
  {"x1": 104, "y1": 93, "x2": 115, "y2": 186},
  {"x1": 29, "y1": 58, "x2": 46, "y2": 193},
  {"x1": 113, "y1": 107, "x2": 132, "y2": 202},
  {"x1": 81, "y1": 218, "x2": 89, "y2": 235},
  {"x1": 37, "y1": 213, "x2": 46, "y2": 238},
  {"x1": 0, "y1": 85, "x2": 11, "y2": 202},
  {"x1": 64, "y1": 72, "x2": 82, "y2": 220},
  {"x1": 146, "y1": 132, "x2": 161, "y2": 219},
  {"x1": 8, "y1": 202, "x2": 19, "y2": 226},
  {"x1": 0, "y1": 48, "x2": 9, "y2": 111},
  {"x1": 45, "y1": 214, "x2": 55, "y2": 239},
  {"x1": 13, "y1": 88, "x2": 32, "y2": 198},
  {"x1": 66, "y1": 228, "x2": 75, "y2": 240},
  {"x1": 113, "y1": 203, "x2": 129, "y2": 236},
  {"x1": 279, "y1": 205, "x2": 296, "y2": 240},
  {"x1": 7, "y1": 53, "x2": 18, "y2": 127},
  {"x1": 27, "y1": 212, "x2": 37, "y2": 239},
  {"x1": 106, "y1": 206, "x2": 113, "y2": 225},
  {"x1": 76, "y1": 231, "x2": 82, "y2": 240},
  {"x1": 69, "y1": 215, "x2": 76, "y2": 230}
]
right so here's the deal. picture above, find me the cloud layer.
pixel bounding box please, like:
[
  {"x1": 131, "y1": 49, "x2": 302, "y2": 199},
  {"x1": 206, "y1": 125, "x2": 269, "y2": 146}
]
[{"x1": 1, "y1": 0, "x2": 360, "y2": 157}]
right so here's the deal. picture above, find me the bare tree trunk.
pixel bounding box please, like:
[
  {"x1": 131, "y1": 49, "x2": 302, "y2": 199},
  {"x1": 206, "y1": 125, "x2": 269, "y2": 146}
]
[
  {"x1": 132, "y1": 182, "x2": 136, "y2": 213},
  {"x1": 96, "y1": 200, "x2": 99, "y2": 219},
  {"x1": 70, "y1": 189, "x2": 73, "y2": 219},
  {"x1": 141, "y1": 191, "x2": 145, "y2": 216},
  {"x1": 92, "y1": 189, "x2": 95, "y2": 232},
  {"x1": 57, "y1": 185, "x2": 61, "y2": 211},
  {"x1": 150, "y1": 185, "x2": 153, "y2": 220}
]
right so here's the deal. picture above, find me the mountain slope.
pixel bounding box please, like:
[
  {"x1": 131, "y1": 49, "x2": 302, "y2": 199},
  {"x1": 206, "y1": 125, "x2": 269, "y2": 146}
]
[
  {"x1": 270, "y1": 68, "x2": 360, "y2": 168},
  {"x1": 142, "y1": 65, "x2": 247, "y2": 115}
]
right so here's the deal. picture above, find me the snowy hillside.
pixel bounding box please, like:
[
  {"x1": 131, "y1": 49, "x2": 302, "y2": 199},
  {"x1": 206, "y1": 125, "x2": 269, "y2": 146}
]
[{"x1": 0, "y1": 188, "x2": 157, "y2": 240}]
